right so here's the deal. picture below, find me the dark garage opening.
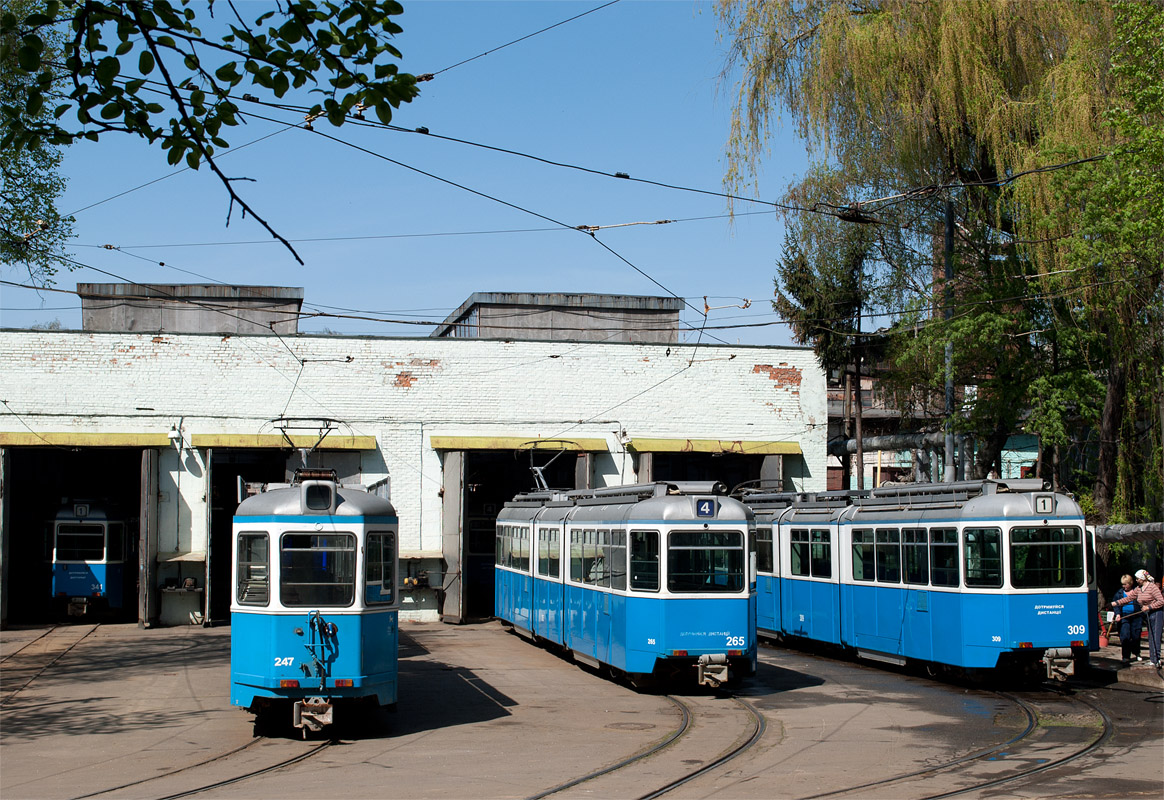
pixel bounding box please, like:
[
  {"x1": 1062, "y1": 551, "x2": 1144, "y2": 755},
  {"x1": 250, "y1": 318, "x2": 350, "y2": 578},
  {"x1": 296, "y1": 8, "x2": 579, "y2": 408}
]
[
  {"x1": 6, "y1": 448, "x2": 143, "y2": 624},
  {"x1": 461, "y1": 450, "x2": 576, "y2": 621},
  {"x1": 650, "y1": 452, "x2": 763, "y2": 492},
  {"x1": 206, "y1": 450, "x2": 289, "y2": 625}
]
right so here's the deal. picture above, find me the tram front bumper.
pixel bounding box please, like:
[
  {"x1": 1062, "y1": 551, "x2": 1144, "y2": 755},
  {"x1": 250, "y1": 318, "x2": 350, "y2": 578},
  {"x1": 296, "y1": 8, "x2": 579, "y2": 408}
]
[
  {"x1": 696, "y1": 653, "x2": 730, "y2": 687},
  {"x1": 293, "y1": 697, "x2": 333, "y2": 731},
  {"x1": 1042, "y1": 647, "x2": 1076, "y2": 681}
]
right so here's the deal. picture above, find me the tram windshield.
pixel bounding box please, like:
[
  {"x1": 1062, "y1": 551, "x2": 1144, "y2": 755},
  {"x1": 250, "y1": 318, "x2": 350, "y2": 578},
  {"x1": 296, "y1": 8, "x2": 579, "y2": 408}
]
[
  {"x1": 56, "y1": 523, "x2": 105, "y2": 562},
  {"x1": 1010, "y1": 526, "x2": 1084, "y2": 588},
  {"x1": 667, "y1": 530, "x2": 745, "y2": 593},
  {"x1": 280, "y1": 532, "x2": 356, "y2": 606}
]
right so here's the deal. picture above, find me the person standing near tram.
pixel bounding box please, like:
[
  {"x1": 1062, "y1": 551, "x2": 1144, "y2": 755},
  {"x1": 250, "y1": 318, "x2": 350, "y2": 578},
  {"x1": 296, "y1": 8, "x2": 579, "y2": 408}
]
[
  {"x1": 1111, "y1": 575, "x2": 1143, "y2": 663},
  {"x1": 1114, "y1": 569, "x2": 1164, "y2": 668}
]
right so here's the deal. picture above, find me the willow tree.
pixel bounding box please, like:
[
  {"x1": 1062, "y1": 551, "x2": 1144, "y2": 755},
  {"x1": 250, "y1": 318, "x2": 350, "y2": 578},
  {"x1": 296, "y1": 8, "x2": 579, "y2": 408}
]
[{"x1": 719, "y1": 0, "x2": 1161, "y2": 519}]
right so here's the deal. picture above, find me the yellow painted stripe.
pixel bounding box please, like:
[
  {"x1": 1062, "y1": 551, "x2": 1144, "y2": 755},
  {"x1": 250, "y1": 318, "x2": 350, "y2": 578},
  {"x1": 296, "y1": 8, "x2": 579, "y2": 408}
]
[
  {"x1": 190, "y1": 434, "x2": 376, "y2": 450},
  {"x1": 0, "y1": 432, "x2": 376, "y2": 449},
  {"x1": 430, "y1": 436, "x2": 608, "y2": 451},
  {"x1": 0, "y1": 432, "x2": 172, "y2": 447},
  {"x1": 627, "y1": 438, "x2": 802, "y2": 455}
]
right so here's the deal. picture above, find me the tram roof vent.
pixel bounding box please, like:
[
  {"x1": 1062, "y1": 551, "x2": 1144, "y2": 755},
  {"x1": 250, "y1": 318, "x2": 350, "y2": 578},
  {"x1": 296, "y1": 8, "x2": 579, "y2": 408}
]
[
  {"x1": 294, "y1": 468, "x2": 339, "y2": 485},
  {"x1": 665, "y1": 481, "x2": 727, "y2": 496}
]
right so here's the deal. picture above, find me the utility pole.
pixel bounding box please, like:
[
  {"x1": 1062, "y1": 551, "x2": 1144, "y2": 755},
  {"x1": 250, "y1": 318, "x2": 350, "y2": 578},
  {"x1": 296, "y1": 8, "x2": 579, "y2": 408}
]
[
  {"x1": 854, "y1": 287, "x2": 865, "y2": 490},
  {"x1": 943, "y1": 199, "x2": 956, "y2": 482}
]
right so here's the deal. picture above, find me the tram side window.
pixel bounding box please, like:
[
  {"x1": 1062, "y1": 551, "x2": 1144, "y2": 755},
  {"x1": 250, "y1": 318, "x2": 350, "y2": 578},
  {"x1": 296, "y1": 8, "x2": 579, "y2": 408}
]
[
  {"x1": 1086, "y1": 529, "x2": 1095, "y2": 588},
  {"x1": 790, "y1": 529, "x2": 810, "y2": 577},
  {"x1": 667, "y1": 531, "x2": 745, "y2": 593},
  {"x1": 365, "y1": 531, "x2": 395, "y2": 604},
  {"x1": 851, "y1": 529, "x2": 875, "y2": 581},
  {"x1": 537, "y1": 529, "x2": 560, "y2": 578},
  {"x1": 237, "y1": 532, "x2": 269, "y2": 605},
  {"x1": 756, "y1": 527, "x2": 774, "y2": 574},
  {"x1": 929, "y1": 528, "x2": 960, "y2": 587},
  {"x1": 56, "y1": 523, "x2": 105, "y2": 561},
  {"x1": 588, "y1": 530, "x2": 611, "y2": 587},
  {"x1": 875, "y1": 528, "x2": 901, "y2": 583},
  {"x1": 964, "y1": 528, "x2": 1002, "y2": 588},
  {"x1": 903, "y1": 528, "x2": 929, "y2": 585},
  {"x1": 578, "y1": 529, "x2": 596, "y2": 585},
  {"x1": 570, "y1": 530, "x2": 584, "y2": 582},
  {"x1": 1010, "y1": 527, "x2": 1084, "y2": 588},
  {"x1": 630, "y1": 530, "x2": 659, "y2": 591},
  {"x1": 281, "y1": 532, "x2": 356, "y2": 607},
  {"x1": 610, "y1": 531, "x2": 627, "y2": 591},
  {"x1": 517, "y1": 526, "x2": 531, "y2": 573},
  {"x1": 811, "y1": 530, "x2": 832, "y2": 578}
]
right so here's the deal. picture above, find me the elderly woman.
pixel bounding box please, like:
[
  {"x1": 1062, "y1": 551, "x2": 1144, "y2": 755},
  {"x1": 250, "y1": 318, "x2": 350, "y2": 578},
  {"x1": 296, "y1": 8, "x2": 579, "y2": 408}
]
[
  {"x1": 1115, "y1": 569, "x2": 1164, "y2": 668},
  {"x1": 1111, "y1": 575, "x2": 1143, "y2": 663}
]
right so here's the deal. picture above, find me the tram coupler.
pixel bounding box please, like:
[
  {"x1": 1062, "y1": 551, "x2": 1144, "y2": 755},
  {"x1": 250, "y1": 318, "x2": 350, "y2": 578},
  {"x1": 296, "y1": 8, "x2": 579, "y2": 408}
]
[
  {"x1": 1042, "y1": 647, "x2": 1076, "y2": 681},
  {"x1": 67, "y1": 598, "x2": 90, "y2": 617},
  {"x1": 697, "y1": 653, "x2": 730, "y2": 688},
  {"x1": 293, "y1": 697, "x2": 333, "y2": 732}
]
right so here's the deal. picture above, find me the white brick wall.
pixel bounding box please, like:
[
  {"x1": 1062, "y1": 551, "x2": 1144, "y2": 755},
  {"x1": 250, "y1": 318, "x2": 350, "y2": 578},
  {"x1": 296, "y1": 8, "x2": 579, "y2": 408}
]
[{"x1": 1, "y1": 331, "x2": 826, "y2": 610}]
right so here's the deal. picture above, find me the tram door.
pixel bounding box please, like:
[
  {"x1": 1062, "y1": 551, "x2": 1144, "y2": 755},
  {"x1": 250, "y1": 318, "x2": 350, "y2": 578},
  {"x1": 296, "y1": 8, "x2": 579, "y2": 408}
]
[{"x1": 756, "y1": 525, "x2": 778, "y2": 632}]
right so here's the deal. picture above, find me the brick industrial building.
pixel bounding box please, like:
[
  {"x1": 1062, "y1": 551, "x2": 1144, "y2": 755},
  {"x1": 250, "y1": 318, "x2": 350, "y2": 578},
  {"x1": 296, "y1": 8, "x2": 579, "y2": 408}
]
[{"x1": 0, "y1": 289, "x2": 826, "y2": 628}]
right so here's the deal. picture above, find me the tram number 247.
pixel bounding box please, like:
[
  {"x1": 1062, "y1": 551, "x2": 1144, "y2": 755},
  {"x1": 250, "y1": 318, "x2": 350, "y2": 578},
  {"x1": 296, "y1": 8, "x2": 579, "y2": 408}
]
[{"x1": 274, "y1": 657, "x2": 295, "y2": 667}]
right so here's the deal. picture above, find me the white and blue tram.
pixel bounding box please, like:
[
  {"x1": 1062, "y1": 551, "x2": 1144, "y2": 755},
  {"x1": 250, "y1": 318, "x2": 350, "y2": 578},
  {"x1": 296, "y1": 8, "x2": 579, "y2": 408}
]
[
  {"x1": 230, "y1": 470, "x2": 399, "y2": 733},
  {"x1": 50, "y1": 502, "x2": 130, "y2": 617},
  {"x1": 495, "y1": 482, "x2": 757, "y2": 687},
  {"x1": 742, "y1": 479, "x2": 1097, "y2": 680}
]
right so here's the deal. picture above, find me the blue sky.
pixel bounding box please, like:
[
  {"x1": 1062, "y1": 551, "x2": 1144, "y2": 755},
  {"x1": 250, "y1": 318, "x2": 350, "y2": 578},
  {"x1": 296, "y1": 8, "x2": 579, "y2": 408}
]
[{"x1": 1, "y1": 0, "x2": 811, "y2": 345}]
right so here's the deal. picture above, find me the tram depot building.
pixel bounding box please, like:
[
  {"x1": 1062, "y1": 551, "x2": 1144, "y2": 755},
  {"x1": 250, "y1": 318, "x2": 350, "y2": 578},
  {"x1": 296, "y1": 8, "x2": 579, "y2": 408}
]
[{"x1": 0, "y1": 287, "x2": 826, "y2": 628}]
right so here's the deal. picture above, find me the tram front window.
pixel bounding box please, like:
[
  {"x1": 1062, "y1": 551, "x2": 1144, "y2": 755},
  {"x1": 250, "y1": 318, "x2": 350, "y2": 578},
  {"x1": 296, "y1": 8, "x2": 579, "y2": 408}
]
[
  {"x1": 56, "y1": 524, "x2": 105, "y2": 561},
  {"x1": 280, "y1": 532, "x2": 356, "y2": 606},
  {"x1": 1010, "y1": 527, "x2": 1084, "y2": 588},
  {"x1": 667, "y1": 531, "x2": 745, "y2": 593}
]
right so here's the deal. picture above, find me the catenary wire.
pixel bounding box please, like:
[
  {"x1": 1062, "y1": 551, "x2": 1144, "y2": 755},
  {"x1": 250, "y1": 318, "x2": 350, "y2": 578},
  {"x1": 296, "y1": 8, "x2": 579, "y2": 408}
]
[{"x1": 423, "y1": 1, "x2": 622, "y2": 78}]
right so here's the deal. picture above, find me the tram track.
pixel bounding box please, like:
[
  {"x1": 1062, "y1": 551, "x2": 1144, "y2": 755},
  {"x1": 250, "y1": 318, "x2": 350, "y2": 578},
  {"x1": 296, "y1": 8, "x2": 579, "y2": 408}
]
[
  {"x1": 526, "y1": 692, "x2": 766, "y2": 800},
  {"x1": 0, "y1": 624, "x2": 59, "y2": 662},
  {"x1": 795, "y1": 686, "x2": 1113, "y2": 800},
  {"x1": 70, "y1": 738, "x2": 336, "y2": 800},
  {"x1": 636, "y1": 694, "x2": 766, "y2": 800},
  {"x1": 0, "y1": 623, "x2": 99, "y2": 706},
  {"x1": 148, "y1": 739, "x2": 337, "y2": 800}
]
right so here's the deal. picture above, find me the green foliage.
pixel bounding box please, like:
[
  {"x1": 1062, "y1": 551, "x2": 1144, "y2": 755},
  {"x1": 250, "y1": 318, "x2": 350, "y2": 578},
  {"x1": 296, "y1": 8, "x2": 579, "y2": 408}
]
[
  {"x1": 0, "y1": 0, "x2": 73, "y2": 284},
  {"x1": 0, "y1": 1, "x2": 421, "y2": 263},
  {"x1": 719, "y1": 0, "x2": 1163, "y2": 515},
  {"x1": 773, "y1": 169, "x2": 874, "y2": 372}
]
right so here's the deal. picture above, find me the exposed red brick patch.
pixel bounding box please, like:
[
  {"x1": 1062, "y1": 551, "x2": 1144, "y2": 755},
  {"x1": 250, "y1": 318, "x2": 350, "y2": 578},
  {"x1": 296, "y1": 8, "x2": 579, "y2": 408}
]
[
  {"x1": 395, "y1": 372, "x2": 416, "y2": 388},
  {"x1": 753, "y1": 363, "x2": 802, "y2": 387}
]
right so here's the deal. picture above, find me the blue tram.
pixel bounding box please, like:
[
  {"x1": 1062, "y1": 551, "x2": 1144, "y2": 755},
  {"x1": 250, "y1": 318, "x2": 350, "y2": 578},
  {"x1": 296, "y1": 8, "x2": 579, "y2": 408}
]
[
  {"x1": 230, "y1": 470, "x2": 399, "y2": 734},
  {"x1": 495, "y1": 482, "x2": 757, "y2": 687},
  {"x1": 741, "y1": 479, "x2": 1097, "y2": 680},
  {"x1": 51, "y1": 502, "x2": 130, "y2": 617}
]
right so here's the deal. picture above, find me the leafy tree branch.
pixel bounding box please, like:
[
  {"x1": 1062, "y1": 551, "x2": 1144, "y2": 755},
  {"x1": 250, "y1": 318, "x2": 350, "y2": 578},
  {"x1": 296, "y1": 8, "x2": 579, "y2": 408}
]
[{"x1": 1, "y1": 0, "x2": 421, "y2": 264}]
